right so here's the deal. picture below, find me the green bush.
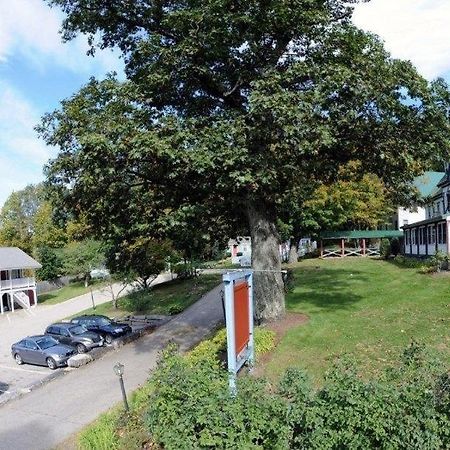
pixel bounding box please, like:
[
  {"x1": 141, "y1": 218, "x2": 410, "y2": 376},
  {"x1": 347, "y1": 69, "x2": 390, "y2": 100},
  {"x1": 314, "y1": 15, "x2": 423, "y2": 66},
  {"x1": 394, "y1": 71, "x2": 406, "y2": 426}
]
[
  {"x1": 146, "y1": 343, "x2": 449, "y2": 450},
  {"x1": 119, "y1": 288, "x2": 152, "y2": 312},
  {"x1": 428, "y1": 251, "x2": 448, "y2": 273},
  {"x1": 380, "y1": 238, "x2": 391, "y2": 259},
  {"x1": 187, "y1": 327, "x2": 275, "y2": 366},
  {"x1": 147, "y1": 346, "x2": 290, "y2": 449},
  {"x1": 390, "y1": 237, "x2": 401, "y2": 256}
]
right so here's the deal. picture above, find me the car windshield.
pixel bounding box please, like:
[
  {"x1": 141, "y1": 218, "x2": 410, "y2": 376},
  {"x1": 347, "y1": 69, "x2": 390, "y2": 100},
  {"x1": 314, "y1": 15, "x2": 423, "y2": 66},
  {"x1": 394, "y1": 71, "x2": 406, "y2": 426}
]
[
  {"x1": 36, "y1": 336, "x2": 58, "y2": 349},
  {"x1": 97, "y1": 317, "x2": 112, "y2": 326},
  {"x1": 69, "y1": 325, "x2": 88, "y2": 335}
]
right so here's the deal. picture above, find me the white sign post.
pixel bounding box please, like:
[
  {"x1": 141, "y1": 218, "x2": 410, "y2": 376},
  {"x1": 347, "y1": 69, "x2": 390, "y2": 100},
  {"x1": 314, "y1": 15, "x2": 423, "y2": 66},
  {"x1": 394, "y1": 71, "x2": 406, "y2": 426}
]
[{"x1": 223, "y1": 270, "x2": 254, "y2": 394}]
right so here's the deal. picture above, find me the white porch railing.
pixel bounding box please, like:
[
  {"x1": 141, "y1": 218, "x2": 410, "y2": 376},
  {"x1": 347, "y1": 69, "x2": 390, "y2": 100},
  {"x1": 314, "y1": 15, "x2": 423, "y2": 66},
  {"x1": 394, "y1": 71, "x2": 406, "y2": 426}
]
[{"x1": 0, "y1": 277, "x2": 35, "y2": 290}]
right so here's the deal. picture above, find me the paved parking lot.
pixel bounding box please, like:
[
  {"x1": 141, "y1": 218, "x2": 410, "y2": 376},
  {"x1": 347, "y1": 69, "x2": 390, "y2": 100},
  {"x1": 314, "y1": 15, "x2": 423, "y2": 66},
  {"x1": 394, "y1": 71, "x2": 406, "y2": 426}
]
[{"x1": 0, "y1": 274, "x2": 171, "y2": 404}]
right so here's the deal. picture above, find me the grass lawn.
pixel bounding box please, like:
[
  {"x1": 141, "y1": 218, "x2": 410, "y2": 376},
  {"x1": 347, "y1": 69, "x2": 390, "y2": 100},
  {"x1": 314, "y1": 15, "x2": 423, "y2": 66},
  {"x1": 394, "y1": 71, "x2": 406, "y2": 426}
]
[
  {"x1": 265, "y1": 258, "x2": 449, "y2": 383},
  {"x1": 71, "y1": 274, "x2": 222, "y2": 319},
  {"x1": 38, "y1": 280, "x2": 108, "y2": 306}
]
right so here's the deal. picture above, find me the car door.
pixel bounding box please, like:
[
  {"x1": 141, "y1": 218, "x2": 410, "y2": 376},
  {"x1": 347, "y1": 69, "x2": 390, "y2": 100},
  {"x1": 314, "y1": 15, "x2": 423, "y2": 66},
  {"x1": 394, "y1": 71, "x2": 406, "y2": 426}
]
[
  {"x1": 24, "y1": 340, "x2": 42, "y2": 365},
  {"x1": 58, "y1": 327, "x2": 71, "y2": 345},
  {"x1": 16, "y1": 340, "x2": 31, "y2": 363},
  {"x1": 86, "y1": 318, "x2": 99, "y2": 333}
]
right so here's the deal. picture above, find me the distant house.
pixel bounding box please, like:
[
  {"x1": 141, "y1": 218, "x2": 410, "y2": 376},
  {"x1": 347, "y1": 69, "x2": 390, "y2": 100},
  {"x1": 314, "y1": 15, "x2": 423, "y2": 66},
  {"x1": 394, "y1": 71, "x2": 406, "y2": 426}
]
[
  {"x1": 392, "y1": 171, "x2": 444, "y2": 230},
  {"x1": 403, "y1": 169, "x2": 450, "y2": 257},
  {"x1": 228, "y1": 237, "x2": 251, "y2": 266},
  {"x1": 0, "y1": 247, "x2": 41, "y2": 314}
]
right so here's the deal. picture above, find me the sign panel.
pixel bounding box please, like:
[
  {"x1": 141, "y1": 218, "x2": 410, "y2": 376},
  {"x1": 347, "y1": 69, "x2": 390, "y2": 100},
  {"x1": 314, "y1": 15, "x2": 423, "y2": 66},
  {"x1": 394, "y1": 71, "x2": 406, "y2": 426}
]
[
  {"x1": 233, "y1": 281, "x2": 250, "y2": 356},
  {"x1": 223, "y1": 270, "x2": 254, "y2": 394}
]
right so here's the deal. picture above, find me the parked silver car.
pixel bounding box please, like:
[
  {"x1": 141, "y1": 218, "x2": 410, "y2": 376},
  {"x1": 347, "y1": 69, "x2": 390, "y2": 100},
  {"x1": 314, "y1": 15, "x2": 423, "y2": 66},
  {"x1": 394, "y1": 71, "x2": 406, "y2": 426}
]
[{"x1": 11, "y1": 335, "x2": 75, "y2": 370}]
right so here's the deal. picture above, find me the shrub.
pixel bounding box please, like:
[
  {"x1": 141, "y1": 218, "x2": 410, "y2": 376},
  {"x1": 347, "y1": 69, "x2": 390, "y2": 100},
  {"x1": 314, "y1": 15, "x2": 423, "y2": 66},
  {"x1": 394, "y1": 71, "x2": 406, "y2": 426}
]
[
  {"x1": 187, "y1": 327, "x2": 275, "y2": 366},
  {"x1": 146, "y1": 344, "x2": 449, "y2": 450},
  {"x1": 147, "y1": 346, "x2": 290, "y2": 450},
  {"x1": 428, "y1": 251, "x2": 448, "y2": 273},
  {"x1": 119, "y1": 288, "x2": 152, "y2": 312},
  {"x1": 380, "y1": 238, "x2": 391, "y2": 259},
  {"x1": 390, "y1": 237, "x2": 401, "y2": 256}
]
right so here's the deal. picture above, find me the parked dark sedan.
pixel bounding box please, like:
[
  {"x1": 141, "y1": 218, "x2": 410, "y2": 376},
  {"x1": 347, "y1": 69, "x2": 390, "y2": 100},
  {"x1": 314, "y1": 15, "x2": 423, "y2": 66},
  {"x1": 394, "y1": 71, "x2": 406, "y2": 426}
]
[
  {"x1": 11, "y1": 335, "x2": 75, "y2": 369},
  {"x1": 45, "y1": 322, "x2": 104, "y2": 353},
  {"x1": 70, "y1": 315, "x2": 132, "y2": 344}
]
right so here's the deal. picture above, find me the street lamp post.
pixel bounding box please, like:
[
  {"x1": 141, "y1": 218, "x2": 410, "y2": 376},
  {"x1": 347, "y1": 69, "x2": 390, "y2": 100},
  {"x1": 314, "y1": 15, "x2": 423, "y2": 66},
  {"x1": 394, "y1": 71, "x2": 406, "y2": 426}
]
[
  {"x1": 90, "y1": 286, "x2": 96, "y2": 310},
  {"x1": 113, "y1": 362, "x2": 129, "y2": 411}
]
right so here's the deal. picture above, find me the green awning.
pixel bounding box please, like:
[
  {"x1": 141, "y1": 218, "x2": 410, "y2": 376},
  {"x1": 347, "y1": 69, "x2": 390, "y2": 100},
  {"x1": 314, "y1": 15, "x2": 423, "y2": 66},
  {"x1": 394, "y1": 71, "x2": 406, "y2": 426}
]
[{"x1": 320, "y1": 230, "x2": 403, "y2": 240}]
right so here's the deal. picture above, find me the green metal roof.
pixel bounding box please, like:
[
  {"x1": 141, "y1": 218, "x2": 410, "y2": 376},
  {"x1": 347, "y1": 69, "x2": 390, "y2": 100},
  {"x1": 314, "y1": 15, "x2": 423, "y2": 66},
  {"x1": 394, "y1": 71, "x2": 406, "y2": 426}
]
[
  {"x1": 320, "y1": 230, "x2": 403, "y2": 240},
  {"x1": 414, "y1": 171, "x2": 445, "y2": 198}
]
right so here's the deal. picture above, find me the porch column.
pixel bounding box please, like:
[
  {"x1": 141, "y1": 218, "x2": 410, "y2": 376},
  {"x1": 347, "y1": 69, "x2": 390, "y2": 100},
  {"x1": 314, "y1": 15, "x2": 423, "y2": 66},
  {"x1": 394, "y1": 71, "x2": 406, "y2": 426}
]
[
  {"x1": 436, "y1": 223, "x2": 439, "y2": 253},
  {"x1": 362, "y1": 239, "x2": 366, "y2": 256},
  {"x1": 320, "y1": 240, "x2": 324, "y2": 258},
  {"x1": 446, "y1": 219, "x2": 450, "y2": 255},
  {"x1": 10, "y1": 293, "x2": 14, "y2": 312},
  {"x1": 31, "y1": 288, "x2": 37, "y2": 307},
  {"x1": 425, "y1": 226, "x2": 428, "y2": 256},
  {"x1": 341, "y1": 239, "x2": 345, "y2": 257},
  {"x1": 0, "y1": 293, "x2": 3, "y2": 315}
]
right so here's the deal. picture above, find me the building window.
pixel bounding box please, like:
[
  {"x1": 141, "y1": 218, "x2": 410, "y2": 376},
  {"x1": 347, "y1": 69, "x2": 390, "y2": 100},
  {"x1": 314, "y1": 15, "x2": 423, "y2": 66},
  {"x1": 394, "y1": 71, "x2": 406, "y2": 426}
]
[
  {"x1": 428, "y1": 226, "x2": 436, "y2": 245},
  {"x1": 420, "y1": 227, "x2": 426, "y2": 245}
]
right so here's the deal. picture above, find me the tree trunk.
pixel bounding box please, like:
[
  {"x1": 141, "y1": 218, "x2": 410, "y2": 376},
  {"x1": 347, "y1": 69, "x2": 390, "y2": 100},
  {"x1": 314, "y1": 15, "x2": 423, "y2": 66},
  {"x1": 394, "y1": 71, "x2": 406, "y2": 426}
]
[
  {"x1": 288, "y1": 237, "x2": 300, "y2": 264},
  {"x1": 247, "y1": 202, "x2": 285, "y2": 323}
]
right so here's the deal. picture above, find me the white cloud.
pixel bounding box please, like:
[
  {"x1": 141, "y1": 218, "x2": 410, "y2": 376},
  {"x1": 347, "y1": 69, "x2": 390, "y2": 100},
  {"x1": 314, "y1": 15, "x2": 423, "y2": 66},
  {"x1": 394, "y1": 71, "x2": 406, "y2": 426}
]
[
  {"x1": 353, "y1": 0, "x2": 450, "y2": 80},
  {"x1": 0, "y1": 0, "x2": 124, "y2": 76},
  {"x1": 0, "y1": 83, "x2": 53, "y2": 207}
]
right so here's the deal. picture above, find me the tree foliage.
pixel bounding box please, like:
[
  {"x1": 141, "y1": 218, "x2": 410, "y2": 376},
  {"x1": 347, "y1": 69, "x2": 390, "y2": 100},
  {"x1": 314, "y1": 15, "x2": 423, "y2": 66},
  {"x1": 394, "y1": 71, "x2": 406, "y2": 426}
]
[
  {"x1": 35, "y1": 246, "x2": 64, "y2": 281},
  {"x1": 107, "y1": 237, "x2": 172, "y2": 289},
  {"x1": 304, "y1": 161, "x2": 393, "y2": 233},
  {"x1": 40, "y1": 0, "x2": 450, "y2": 321},
  {"x1": 63, "y1": 239, "x2": 105, "y2": 286},
  {"x1": 0, "y1": 184, "x2": 44, "y2": 253}
]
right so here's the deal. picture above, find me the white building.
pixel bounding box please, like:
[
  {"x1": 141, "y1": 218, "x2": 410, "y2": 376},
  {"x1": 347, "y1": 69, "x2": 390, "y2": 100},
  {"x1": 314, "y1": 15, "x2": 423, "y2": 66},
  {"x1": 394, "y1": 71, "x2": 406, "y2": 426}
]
[
  {"x1": 0, "y1": 247, "x2": 41, "y2": 314},
  {"x1": 393, "y1": 172, "x2": 444, "y2": 229},
  {"x1": 403, "y1": 170, "x2": 450, "y2": 257},
  {"x1": 228, "y1": 237, "x2": 251, "y2": 266}
]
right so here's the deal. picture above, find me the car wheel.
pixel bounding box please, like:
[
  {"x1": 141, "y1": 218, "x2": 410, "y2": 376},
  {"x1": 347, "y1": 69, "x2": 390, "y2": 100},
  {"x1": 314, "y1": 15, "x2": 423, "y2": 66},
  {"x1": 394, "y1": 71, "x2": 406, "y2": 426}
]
[
  {"x1": 46, "y1": 357, "x2": 57, "y2": 370},
  {"x1": 105, "y1": 334, "x2": 113, "y2": 345},
  {"x1": 76, "y1": 343, "x2": 87, "y2": 354},
  {"x1": 14, "y1": 353, "x2": 23, "y2": 365}
]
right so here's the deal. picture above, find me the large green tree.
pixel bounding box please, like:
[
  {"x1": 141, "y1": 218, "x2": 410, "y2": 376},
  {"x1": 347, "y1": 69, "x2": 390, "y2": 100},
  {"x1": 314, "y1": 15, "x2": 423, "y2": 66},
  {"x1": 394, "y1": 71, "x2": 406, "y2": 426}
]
[
  {"x1": 40, "y1": 0, "x2": 450, "y2": 321},
  {"x1": 0, "y1": 184, "x2": 44, "y2": 253}
]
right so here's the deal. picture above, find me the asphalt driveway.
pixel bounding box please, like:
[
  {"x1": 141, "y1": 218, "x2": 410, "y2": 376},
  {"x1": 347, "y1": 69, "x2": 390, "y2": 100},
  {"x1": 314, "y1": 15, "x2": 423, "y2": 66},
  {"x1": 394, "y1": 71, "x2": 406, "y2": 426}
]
[
  {"x1": 0, "y1": 274, "x2": 171, "y2": 403},
  {"x1": 0, "y1": 283, "x2": 223, "y2": 450}
]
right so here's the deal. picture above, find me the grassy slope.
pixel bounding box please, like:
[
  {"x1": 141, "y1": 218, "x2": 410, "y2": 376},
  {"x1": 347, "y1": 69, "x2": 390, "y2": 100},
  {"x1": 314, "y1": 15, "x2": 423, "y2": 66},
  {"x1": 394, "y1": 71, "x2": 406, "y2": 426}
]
[
  {"x1": 38, "y1": 280, "x2": 108, "y2": 306},
  {"x1": 71, "y1": 274, "x2": 222, "y2": 319},
  {"x1": 266, "y1": 258, "x2": 449, "y2": 382}
]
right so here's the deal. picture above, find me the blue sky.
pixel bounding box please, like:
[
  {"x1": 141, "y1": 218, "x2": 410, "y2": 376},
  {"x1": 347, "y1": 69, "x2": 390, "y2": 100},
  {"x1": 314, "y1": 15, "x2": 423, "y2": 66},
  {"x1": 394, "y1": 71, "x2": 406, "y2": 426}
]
[{"x1": 0, "y1": 0, "x2": 450, "y2": 208}]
